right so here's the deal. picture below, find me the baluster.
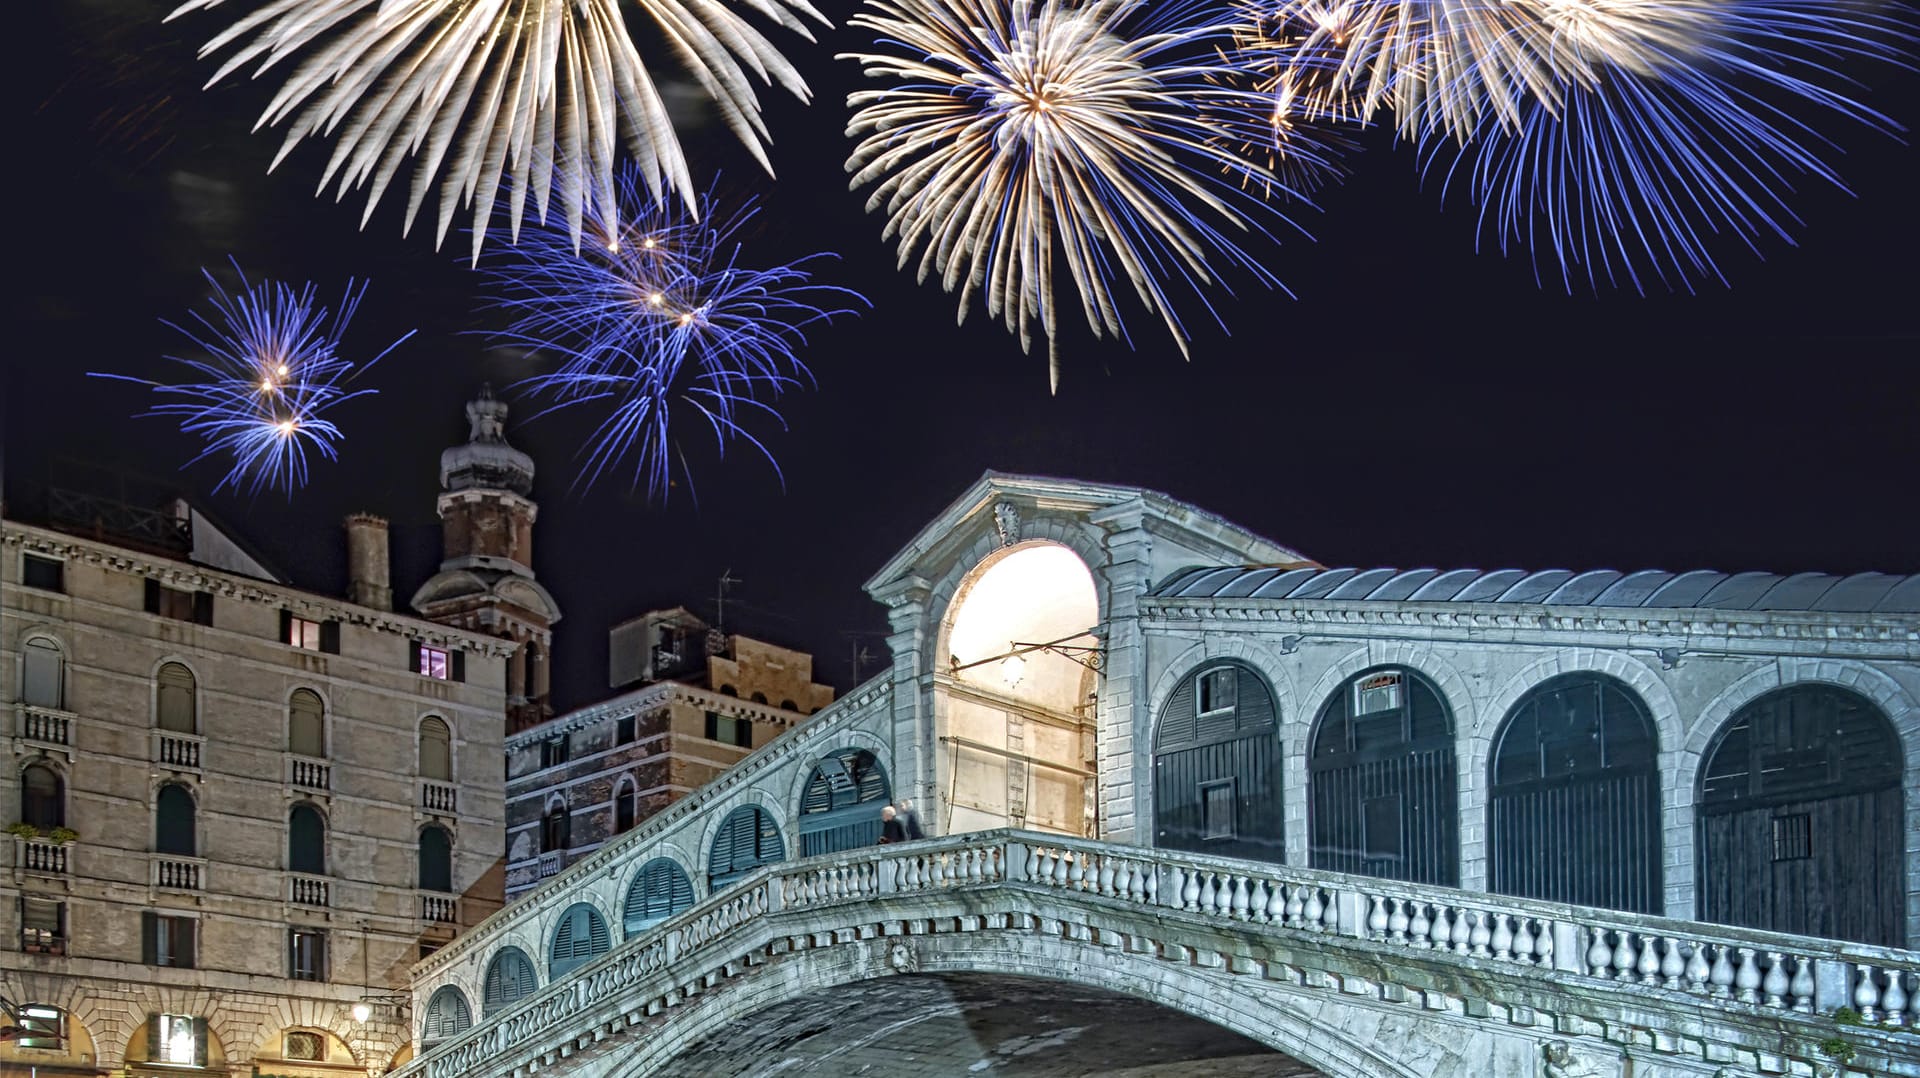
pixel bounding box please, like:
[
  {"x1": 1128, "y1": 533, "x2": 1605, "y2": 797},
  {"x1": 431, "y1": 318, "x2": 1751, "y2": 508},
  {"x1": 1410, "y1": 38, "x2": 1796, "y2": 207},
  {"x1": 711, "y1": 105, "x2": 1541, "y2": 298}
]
[
  {"x1": 1066, "y1": 852, "x2": 1084, "y2": 889},
  {"x1": 1144, "y1": 865, "x2": 1158, "y2": 905},
  {"x1": 1125, "y1": 862, "x2": 1145, "y2": 902},
  {"x1": 1450, "y1": 905, "x2": 1472, "y2": 954},
  {"x1": 1409, "y1": 902, "x2": 1431, "y2": 948},
  {"x1": 1368, "y1": 896, "x2": 1390, "y2": 940},
  {"x1": 1854, "y1": 964, "x2": 1883, "y2": 1022},
  {"x1": 1284, "y1": 884, "x2": 1304, "y2": 926},
  {"x1": 1469, "y1": 911, "x2": 1491, "y2": 957},
  {"x1": 1660, "y1": 937, "x2": 1685, "y2": 989},
  {"x1": 1636, "y1": 936, "x2": 1661, "y2": 985},
  {"x1": 1265, "y1": 878, "x2": 1287, "y2": 923},
  {"x1": 1181, "y1": 867, "x2": 1201, "y2": 911},
  {"x1": 1882, "y1": 970, "x2": 1908, "y2": 1025},
  {"x1": 1386, "y1": 897, "x2": 1408, "y2": 942},
  {"x1": 1762, "y1": 952, "x2": 1789, "y2": 1009},
  {"x1": 1098, "y1": 858, "x2": 1116, "y2": 897},
  {"x1": 1587, "y1": 931, "x2": 1614, "y2": 978},
  {"x1": 1491, "y1": 913, "x2": 1513, "y2": 960},
  {"x1": 1247, "y1": 879, "x2": 1268, "y2": 922},
  {"x1": 1051, "y1": 852, "x2": 1070, "y2": 887},
  {"x1": 1733, "y1": 949, "x2": 1762, "y2": 1005},
  {"x1": 1230, "y1": 876, "x2": 1250, "y2": 920},
  {"x1": 1684, "y1": 941, "x2": 1711, "y2": 993},
  {"x1": 1611, "y1": 931, "x2": 1637, "y2": 981},
  {"x1": 1035, "y1": 849, "x2": 1055, "y2": 887},
  {"x1": 1322, "y1": 892, "x2": 1340, "y2": 933},
  {"x1": 1510, "y1": 916, "x2": 1533, "y2": 963},
  {"x1": 1304, "y1": 887, "x2": 1325, "y2": 930},
  {"x1": 1198, "y1": 872, "x2": 1218, "y2": 916},
  {"x1": 1788, "y1": 954, "x2": 1816, "y2": 1013},
  {"x1": 1533, "y1": 921, "x2": 1554, "y2": 967},
  {"x1": 1429, "y1": 905, "x2": 1453, "y2": 950},
  {"x1": 971, "y1": 847, "x2": 987, "y2": 883},
  {"x1": 1025, "y1": 845, "x2": 1041, "y2": 881}
]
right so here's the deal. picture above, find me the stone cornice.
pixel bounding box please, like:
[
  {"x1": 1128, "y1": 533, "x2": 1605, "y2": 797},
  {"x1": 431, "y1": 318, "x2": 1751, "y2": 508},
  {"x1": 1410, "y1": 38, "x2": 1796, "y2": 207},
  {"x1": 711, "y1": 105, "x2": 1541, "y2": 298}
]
[
  {"x1": 504, "y1": 682, "x2": 818, "y2": 750},
  {"x1": 413, "y1": 674, "x2": 896, "y2": 981},
  {"x1": 3, "y1": 521, "x2": 516, "y2": 657}
]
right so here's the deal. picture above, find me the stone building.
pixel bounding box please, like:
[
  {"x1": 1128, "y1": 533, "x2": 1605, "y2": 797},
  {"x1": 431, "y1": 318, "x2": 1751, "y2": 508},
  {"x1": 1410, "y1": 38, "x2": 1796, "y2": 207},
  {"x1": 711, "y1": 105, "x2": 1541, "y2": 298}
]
[{"x1": 502, "y1": 610, "x2": 833, "y2": 899}]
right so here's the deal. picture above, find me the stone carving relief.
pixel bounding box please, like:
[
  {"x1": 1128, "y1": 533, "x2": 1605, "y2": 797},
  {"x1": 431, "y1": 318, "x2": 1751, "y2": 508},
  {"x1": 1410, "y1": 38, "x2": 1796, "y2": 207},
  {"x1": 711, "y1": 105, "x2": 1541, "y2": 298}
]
[
  {"x1": 887, "y1": 941, "x2": 919, "y2": 974},
  {"x1": 993, "y1": 501, "x2": 1022, "y2": 548},
  {"x1": 1542, "y1": 1040, "x2": 1612, "y2": 1078}
]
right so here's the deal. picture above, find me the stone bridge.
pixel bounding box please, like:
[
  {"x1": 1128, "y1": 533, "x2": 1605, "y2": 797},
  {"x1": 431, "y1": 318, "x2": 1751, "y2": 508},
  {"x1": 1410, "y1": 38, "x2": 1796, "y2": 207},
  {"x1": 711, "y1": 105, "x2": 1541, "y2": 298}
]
[{"x1": 398, "y1": 824, "x2": 1920, "y2": 1078}]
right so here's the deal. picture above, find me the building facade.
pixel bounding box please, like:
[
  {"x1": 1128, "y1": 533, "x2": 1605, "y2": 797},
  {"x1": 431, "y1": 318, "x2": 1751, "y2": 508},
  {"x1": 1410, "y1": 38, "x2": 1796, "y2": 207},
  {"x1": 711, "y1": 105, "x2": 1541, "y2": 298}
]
[{"x1": 502, "y1": 612, "x2": 834, "y2": 900}]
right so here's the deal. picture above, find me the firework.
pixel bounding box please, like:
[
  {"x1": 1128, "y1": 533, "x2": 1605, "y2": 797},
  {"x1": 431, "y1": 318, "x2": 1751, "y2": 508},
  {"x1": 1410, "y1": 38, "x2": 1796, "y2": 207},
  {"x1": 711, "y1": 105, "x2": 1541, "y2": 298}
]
[
  {"x1": 479, "y1": 173, "x2": 864, "y2": 497},
  {"x1": 843, "y1": 0, "x2": 1312, "y2": 391},
  {"x1": 93, "y1": 263, "x2": 411, "y2": 496},
  {"x1": 165, "y1": 0, "x2": 829, "y2": 260},
  {"x1": 1425, "y1": 0, "x2": 1910, "y2": 291}
]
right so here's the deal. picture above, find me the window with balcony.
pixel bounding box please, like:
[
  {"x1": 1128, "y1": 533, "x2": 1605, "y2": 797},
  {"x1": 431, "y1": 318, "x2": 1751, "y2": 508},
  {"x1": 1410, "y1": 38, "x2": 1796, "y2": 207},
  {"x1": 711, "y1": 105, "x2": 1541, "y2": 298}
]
[
  {"x1": 288, "y1": 928, "x2": 327, "y2": 981},
  {"x1": 541, "y1": 800, "x2": 571, "y2": 853},
  {"x1": 147, "y1": 1013, "x2": 207, "y2": 1065},
  {"x1": 288, "y1": 689, "x2": 325, "y2": 757},
  {"x1": 419, "y1": 824, "x2": 453, "y2": 893},
  {"x1": 289, "y1": 804, "x2": 326, "y2": 875},
  {"x1": 21, "y1": 637, "x2": 64, "y2": 709},
  {"x1": 156, "y1": 662, "x2": 197, "y2": 733},
  {"x1": 20, "y1": 897, "x2": 65, "y2": 955},
  {"x1": 155, "y1": 783, "x2": 196, "y2": 856},
  {"x1": 142, "y1": 913, "x2": 197, "y2": 969},
  {"x1": 145, "y1": 581, "x2": 212, "y2": 625},
  {"x1": 22, "y1": 554, "x2": 64, "y2": 593},
  {"x1": 20, "y1": 763, "x2": 64, "y2": 829},
  {"x1": 419, "y1": 717, "x2": 452, "y2": 781}
]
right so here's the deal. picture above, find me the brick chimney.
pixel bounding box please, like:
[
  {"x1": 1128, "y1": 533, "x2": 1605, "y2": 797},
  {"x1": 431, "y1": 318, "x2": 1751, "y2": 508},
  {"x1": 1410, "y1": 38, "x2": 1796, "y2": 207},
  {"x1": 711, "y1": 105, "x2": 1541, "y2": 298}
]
[{"x1": 344, "y1": 513, "x2": 393, "y2": 611}]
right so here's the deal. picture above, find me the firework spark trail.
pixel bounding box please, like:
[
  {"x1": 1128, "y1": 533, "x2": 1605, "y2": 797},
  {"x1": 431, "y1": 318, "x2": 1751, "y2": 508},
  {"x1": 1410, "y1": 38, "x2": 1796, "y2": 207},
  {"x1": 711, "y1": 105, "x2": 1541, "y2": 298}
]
[
  {"x1": 165, "y1": 0, "x2": 830, "y2": 261},
  {"x1": 843, "y1": 0, "x2": 1318, "y2": 391},
  {"x1": 91, "y1": 263, "x2": 412, "y2": 496},
  {"x1": 478, "y1": 174, "x2": 865, "y2": 498}
]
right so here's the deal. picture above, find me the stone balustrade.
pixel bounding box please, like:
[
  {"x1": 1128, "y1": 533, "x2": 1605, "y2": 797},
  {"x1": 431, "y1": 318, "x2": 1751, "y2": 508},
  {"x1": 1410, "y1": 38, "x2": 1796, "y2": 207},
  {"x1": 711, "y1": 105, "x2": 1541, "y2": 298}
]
[
  {"x1": 14, "y1": 836, "x2": 70, "y2": 877},
  {"x1": 421, "y1": 780, "x2": 457, "y2": 815},
  {"x1": 17, "y1": 704, "x2": 73, "y2": 748},
  {"x1": 153, "y1": 855, "x2": 204, "y2": 891},
  {"x1": 154, "y1": 730, "x2": 203, "y2": 771},
  {"x1": 402, "y1": 831, "x2": 1920, "y2": 1078},
  {"x1": 288, "y1": 872, "x2": 330, "y2": 907},
  {"x1": 421, "y1": 893, "x2": 457, "y2": 924},
  {"x1": 288, "y1": 754, "x2": 331, "y2": 791}
]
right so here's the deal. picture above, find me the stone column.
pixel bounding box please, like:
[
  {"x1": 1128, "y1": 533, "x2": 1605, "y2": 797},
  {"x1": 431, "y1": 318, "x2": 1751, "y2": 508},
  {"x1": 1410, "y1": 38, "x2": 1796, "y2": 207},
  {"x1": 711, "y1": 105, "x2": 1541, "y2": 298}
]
[
  {"x1": 1090, "y1": 499, "x2": 1152, "y2": 845},
  {"x1": 878, "y1": 575, "x2": 934, "y2": 829}
]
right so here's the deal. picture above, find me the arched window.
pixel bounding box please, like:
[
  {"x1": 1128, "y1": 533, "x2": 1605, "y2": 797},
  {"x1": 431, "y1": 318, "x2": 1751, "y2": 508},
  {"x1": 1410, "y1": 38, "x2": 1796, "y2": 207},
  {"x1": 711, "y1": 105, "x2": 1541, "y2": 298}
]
[
  {"x1": 419, "y1": 717, "x2": 451, "y2": 781},
  {"x1": 780, "y1": 699, "x2": 798, "y2": 712},
  {"x1": 541, "y1": 798, "x2": 570, "y2": 853},
  {"x1": 547, "y1": 903, "x2": 611, "y2": 978},
  {"x1": 156, "y1": 663, "x2": 197, "y2": 733},
  {"x1": 22, "y1": 637, "x2": 64, "y2": 709},
  {"x1": 1309, "y1": 666, "x2": 1458, "y2": 886},
  {"x1": 719, "y1": 684, "x2": 738, "y2": 697},
  {"x1": 156, "y1": 783, "x2": 196, "y2": 856},
  {"x1": 421, "y1": 985, "x2": 471, "y2": 1046},
  {"x1": 419, "y1": 825, "x2": 453, "y2": 893},
  {"x1": 288, "y1": 804, "x2": 325, "y2": 875},
  {"x1": 797, "y1": 749, "x2": 891, "y2": 856},
  {"x1": 1488, "y1": 674, "x2": 1661, "y2": 914},
  {"x1": 1151, "y1": 661, "x2": 1283, "y2": 863},
  {"x1": 750, "y1": 691, "x2": 768, "y2": 705},
  {"x1": 21, "y1": 764, "x2": 64, "y2": 829},
  {"x1": 1697, "y1": 685, "x2": 1904, "y2": 946},
  {"x1": 708, "y1": 805, "x2": 783, "y2": 891},
  {"x1": 623, "y1": 857, "x2": 695, "y2": 936},
  {"x1": 613, "y1": 780, "x2": 637, "y2": 835},
  {"x1": 482, "y1": 947, "x2": 538, "y2": 1016},
  {"x1": 288, "y1": 689, "x2": 325, "y2": 757}
]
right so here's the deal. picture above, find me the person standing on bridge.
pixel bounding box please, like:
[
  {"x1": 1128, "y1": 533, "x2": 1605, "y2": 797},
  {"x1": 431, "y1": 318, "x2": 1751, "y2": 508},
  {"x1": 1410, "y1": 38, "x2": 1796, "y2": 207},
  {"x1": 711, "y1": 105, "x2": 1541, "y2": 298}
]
[
  {"x1": 897, "y1": 798, "x2": 925, "y2": 841},
  {"x1": 879, "y1": 805, "x2": 907, "y2": 845}
]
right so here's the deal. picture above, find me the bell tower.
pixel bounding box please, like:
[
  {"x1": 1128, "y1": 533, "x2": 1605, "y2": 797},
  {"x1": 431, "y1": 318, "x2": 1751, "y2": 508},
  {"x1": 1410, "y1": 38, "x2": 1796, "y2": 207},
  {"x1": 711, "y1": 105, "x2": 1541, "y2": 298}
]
[{"x1": 412, "y1": 386, "x2": 562, "y2": 732}]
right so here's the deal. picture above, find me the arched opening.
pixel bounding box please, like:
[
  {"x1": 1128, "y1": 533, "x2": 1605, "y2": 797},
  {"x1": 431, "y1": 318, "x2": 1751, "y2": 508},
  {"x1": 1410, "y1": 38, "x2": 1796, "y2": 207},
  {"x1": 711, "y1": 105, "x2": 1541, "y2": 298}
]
[
  {"x1": 419, "y1": 717, "x2": 452, "y2": 781},
  {"x1": 419, "y1": 825, "x2": 454, "y2": 893},
  {"x1": 1309, "y1": 666, "x2": 1458, "y2": 886},
  {"x1": 21, "y1": 637, "x2": 64, "y2": 709},
  {"x1": 1152, "y1": 661, "x2": 1283, "y2": 863},
  {"x1": 126, "y1": 1013, "x2": 225, "y2": 1068},
  {"x1": 422, "y1": 985, "x2": 472, "y2": 1047},
  {"x1": 708, "y1": 805, "x2": 783, "y2": 891},
  {"x1": 653, "y1": 974, "x2": 1326, "y2": 1077},
  {"x1": 1488, "y1": 674, "x2": 1661, "y2": 913},
  {"x1": 483, "y1": 946, "x2": 539, "y2": 1016},
  {"x1": 1697, "y1": 685, "x2": 1905, "y2": 946},
  {"x1": 288, "y1": 803, "x2": 326, "y2": 875},
  {"x1": 549, "y1": 903, "x2": 612, "y2": 979},
  {"x1": 614, "y1": 779, "x2": 637, "y2": 835},
  {"x1": 541, "y1": 798, "x2": 570, "y2": 852},
  {"x1": 623, "y1": 857, "x2": 696, "y2": 936},
  {"x1": 0, "y1": 1001, "x2": 102, "y2": 1068},
  {"x1": 156, "y1": 662, "x2": 197, "y2": 733},
  {"x1": 288, "y1": 689, "x2": 325, "y2": 757},
  {"x1": 939, "y1": 542, "x2": 1100, "y2": 838},
  {"x1": 20, "y1": 763, "x2": 64, "y2": 830},
  {"x1": 155, "y1": 783, "x2": 196, "y2": 856},
  {"x1": 798, "y1": 749, "x2": 892, "y2": 855}
]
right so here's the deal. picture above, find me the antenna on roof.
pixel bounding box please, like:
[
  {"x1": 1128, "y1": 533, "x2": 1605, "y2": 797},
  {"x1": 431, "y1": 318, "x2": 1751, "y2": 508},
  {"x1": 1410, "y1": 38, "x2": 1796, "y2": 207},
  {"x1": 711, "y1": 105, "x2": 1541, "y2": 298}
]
[{"x1": 715, "y1": 569, "x2": 741, "y2": 635}]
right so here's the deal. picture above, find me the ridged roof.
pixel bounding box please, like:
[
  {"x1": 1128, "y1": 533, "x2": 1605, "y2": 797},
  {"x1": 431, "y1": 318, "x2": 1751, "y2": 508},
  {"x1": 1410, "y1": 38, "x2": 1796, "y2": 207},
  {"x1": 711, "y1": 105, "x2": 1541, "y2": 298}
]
[{"x1": 1150, "y1": 567, "x2": 1920, "y2": 613}]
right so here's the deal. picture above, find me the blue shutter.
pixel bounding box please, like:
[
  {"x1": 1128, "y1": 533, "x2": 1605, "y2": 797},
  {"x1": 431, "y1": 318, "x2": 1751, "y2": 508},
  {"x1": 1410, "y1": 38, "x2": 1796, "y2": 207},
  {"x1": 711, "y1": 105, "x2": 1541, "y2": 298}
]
[
  {"x1": 709, "y1": 807, "x2": 784, "y2": 890},
  {"x1": 622, "y1": 858, "x2": 695, "y2": 936},
  {"x1": 484, "y1": 947, "x2": 538, "y2": 1015},
  {"x1": 798, "y1": 751, "x2": 892, "y2": 857},
  {"x1": 423, "y1": 986, "x2": 472, "y2": 1043},
  {"x1": 548, "y1": 903, "x2": 611, "y2": 978}
]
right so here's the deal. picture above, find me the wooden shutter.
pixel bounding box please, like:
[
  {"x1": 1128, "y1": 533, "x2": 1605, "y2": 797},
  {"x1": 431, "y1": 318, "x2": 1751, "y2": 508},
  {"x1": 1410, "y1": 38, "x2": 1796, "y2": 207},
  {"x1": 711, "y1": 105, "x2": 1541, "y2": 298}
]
[
  {"x1": 289, "y1": 690, "x2": 325, "y2": 756},
  {"x1": 451, "y1": 650, "x2": 466, "y2": 682},
  {"x1": 192, "y1": 592, "x2": 214, "y2": 626},
  {"x1": 145, "y1": 1015, "x2": 160, "y2": 1062},
  {"x1": 144, "y1": 579, "x2": 161, "y2": 614},
  {"x1": 624, "y1": 859, "x2": 694, "y2": 934},
  {"x1": 1157, "y1": 678, "x2": 1198, "y2": 749},
  {"x1": 142, "y1": 913, "x2": 158, "y2": 965},
  {"x1": 319, "y1": 620, "x2": 341, "y2": 654},
  {"x1": 279, "y1": 610, "x2": 293, "y2": 644},
  {"x1": 22, "y1": 639, "x2": 62, "y2": 709},
  {"x1": 180, "y1": 918, "x2": 197, "y2": 969},
  {"x1": 157, "y1": 663, "x2": 197, "y2": 733},
  {"x1": 192, "y1": 1018, "x2": 208, "y2": 1066}
]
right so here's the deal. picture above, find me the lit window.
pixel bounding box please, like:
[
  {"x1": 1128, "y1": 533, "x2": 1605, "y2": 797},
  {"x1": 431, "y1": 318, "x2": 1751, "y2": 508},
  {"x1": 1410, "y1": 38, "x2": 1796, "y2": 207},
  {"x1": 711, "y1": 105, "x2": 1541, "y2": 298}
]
[
  {"x1": 417, "y1": 644, "x2": 450, "y2": 680},
  {"x1": 16, "y1": 1004, "x2": 65, "y2": 1050},
  {"x1": 21, "y1": 898, "x2": 65, "y2": 955},
  {"x1": 1197, "y1": 668, "x2": 1237, "y2": 715},
  {"x1": 286, "y1": 616, "x2": 323, "y2": 650},
  {"x1": 154, "y1": 1013, "x2": 204, "y2": 1064},
  {"x1": 1354, "y1": 671, "x2": 1404, "y2": 715}
]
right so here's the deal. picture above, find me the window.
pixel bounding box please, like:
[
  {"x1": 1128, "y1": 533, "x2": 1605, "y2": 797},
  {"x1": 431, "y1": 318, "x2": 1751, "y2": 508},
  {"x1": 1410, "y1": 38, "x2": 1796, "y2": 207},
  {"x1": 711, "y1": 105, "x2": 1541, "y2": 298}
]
[
  {"x1": 145, "y1": 580, "x2": 212, "y2": 625},
  {"x1": 419, "y1": 825, "x2": 453, "y2": 893},
  {"x1": 22, "y1": 637, "x2": 64, "y2": 709},
  {"x1": 780, "y1": 699, "x2": 798, "y2": 712},
  {"x1": 541, "y1": 735, "x2": 570, "y2": 769},
  {"x1": 287, "y1": 615, "x2": 322, "y2": 650},
  {"x1": 1353, "y1": 671, "x2": 1405, "y2": 715},
  {"x1": 149, "y1": 1013, "x2": 207, "y2": 1065},
  {"x1": 22, "y1": 554, "x2": 64, "y2": 593},
  {"x1": 615, "y1": 782, "x2": 636, "y2": 834},
  {"x1": 422, "y1": 986, "x2": 472, "y2": 1045},
  {"x1": 1197, "y1": 667, "x2": 1237, "y2": 715},
  {"x1": 156, "y1": 662, "x2": 197, "y2": 733},
  {"x1": 1772, "y1": 814, "x2": 1814, "y2": 862},
  {"x1": 289, "y1": 688, "x2": 325, "y2": 757},
  {"x1": 419, "y1": 717, "x2": 452, "y2": 781},
  {"x1": 704, "y1": 711, "x2": 751, "y2": 748},
  {"x1": 719, "y1": 684, "x2": 738, "y2": 697},
  {"x1": 15, "y1": 1004, "x2": 65, "y2": 1050},
  {"x1": 616, "y1": 715, "x2": 637, "y2": 745},
  {"x1": 21, "y1": 763, "x2": 64, "y2": 829},
  {"x1": 289, "y1": 804, "x2": 326, "y2": 875},
  {"x1": 155, "y1": 783, "x2": 196, "y2": 856},
  {"x1": 541, "y1": 801, "x2": 571, "y2": 853},
  {"x1": 548, "y1": 903, "x2": 612, "y2": 978},
  {"x1": 483, "y1": 947, "x2": 539, "y2": 1016},
  {"x1": 289, "y1": 928, "x2": 327, "y2": 981},
  {"x1": 20, "y1": 898, "x2": 65, "y2": 954},
  {"x1": 284, "y1": 1030, "x2": 325, "y2": 1061},
  {"x1": 142, "y1": 913, "x2": 197, "y2": 968},
  {"x1": 750, "y1": 691, "x2": 768, "y2": 705},
  {"x1": 1200, "y1": 779, "x2": 1236, "y2": 840},
  {"x1": 413, "y1": 641, "x2": 463, "y2": 681},
  {"x1": 622, "y1": 858, "x2": 695, "y2": 935},
  {"x1": 419, "y1": 941, "x2": 443, "y2": 961}
]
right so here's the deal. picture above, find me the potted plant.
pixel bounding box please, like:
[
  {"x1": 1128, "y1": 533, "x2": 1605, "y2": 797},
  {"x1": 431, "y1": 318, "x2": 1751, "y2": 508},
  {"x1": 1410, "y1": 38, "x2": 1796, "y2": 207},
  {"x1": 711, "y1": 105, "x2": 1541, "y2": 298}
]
[
  {"x1": 49, "y1": 826, "x2": 79, "y2": 844},
  {"x1": 6, "y1": 822, "x2": 42, "y2": 840}
]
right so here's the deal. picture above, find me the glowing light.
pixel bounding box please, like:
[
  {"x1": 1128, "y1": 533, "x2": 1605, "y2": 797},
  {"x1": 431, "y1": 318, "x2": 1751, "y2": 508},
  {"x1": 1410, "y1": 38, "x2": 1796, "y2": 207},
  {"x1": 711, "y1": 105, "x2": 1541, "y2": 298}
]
[
  {"x1": 843, "y1": 0, "x2": 1318, "y2": 391},
  {"x1": 351, "y1": 1002, "x2": 373, "y2": 1024},
  {"x1": 999, "y1": 654, "x2": 1028, "y2": 689},
  {"x1": 91, "y1": 261, "x2": 412, "y2": 496},
  {"x1": 165, "y1": 0, "x2": 831, "y2": 260},
  {"x1": 477, "y1": 171, "x2": 867, "y2": 498}
]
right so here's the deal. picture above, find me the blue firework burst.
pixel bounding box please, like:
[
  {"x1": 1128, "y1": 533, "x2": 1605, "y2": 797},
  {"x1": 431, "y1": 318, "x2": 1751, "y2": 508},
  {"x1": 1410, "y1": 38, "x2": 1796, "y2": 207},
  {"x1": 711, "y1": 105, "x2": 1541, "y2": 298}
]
[
  {"x1": 478, "y1": 174, "x2": 866, "y2": 498},
  {"x1": 93, "y1": 262, "x2": 411, "y2": 495}
]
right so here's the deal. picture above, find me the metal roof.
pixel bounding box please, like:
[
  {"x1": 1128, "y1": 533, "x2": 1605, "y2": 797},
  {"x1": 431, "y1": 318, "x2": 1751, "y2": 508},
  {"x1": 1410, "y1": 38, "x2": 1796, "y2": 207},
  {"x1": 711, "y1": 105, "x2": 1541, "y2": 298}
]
[{"x1": 1150, "y1": 567, "x2": 1920, "y2": 614}]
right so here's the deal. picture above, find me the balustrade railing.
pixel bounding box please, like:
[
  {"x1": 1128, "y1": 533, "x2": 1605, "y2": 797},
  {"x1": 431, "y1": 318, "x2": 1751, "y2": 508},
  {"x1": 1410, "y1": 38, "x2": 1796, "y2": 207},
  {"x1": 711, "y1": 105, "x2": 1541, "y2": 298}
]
[
  {"x1": 421, "y1": 893, "x2": 457, "y2": 924},
  {"x1": 154, "y1": 730, "x2": 203, "y2": 771},
  {"x1": 536, "y1": 851, "x2": 565, "y2": 880},
  {"x1": 18, "y1": 705, "x2": 73, "y2": 748},
  {"x1": 288, "y1": 872, "x2": 330, "y2": 907},
  {"x1": 421, "y1": 780, "x2": 457, "y2": 815},
  {"x1": 14, "y1": 837, "x2": 69, "y2": 876},
  {"x1": 153, "y1": 856, "x2": 204, "y2": 891},
  {"x1": 403, "y1": 831, "x2": 1920, "y2": 1078},
  {"x1": 288, "y1": 755, "x2": 331, "y2": 791}
]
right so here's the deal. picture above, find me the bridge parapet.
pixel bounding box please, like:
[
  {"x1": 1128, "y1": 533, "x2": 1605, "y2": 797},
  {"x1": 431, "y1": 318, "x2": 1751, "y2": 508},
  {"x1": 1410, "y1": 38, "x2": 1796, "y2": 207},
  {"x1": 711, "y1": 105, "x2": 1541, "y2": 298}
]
[{"x1": 402, "y1": 831, "x2": 1920, "y2": 1078}]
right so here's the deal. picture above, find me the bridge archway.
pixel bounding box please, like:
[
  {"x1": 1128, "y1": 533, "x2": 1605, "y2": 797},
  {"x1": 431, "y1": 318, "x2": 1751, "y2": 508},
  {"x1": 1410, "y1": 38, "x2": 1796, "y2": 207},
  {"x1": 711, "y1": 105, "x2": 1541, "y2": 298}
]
[{"x1": 937, "y1": 542, "x2": 1100, "y2": 838}]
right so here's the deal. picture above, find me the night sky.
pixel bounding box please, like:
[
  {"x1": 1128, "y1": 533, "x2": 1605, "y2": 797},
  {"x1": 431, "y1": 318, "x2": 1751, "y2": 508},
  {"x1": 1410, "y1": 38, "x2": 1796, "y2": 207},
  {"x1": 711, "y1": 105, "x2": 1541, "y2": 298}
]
[{"x1": 12, "y1": 0, "x2": 1920, "y2": 712}]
